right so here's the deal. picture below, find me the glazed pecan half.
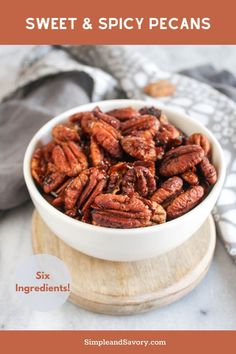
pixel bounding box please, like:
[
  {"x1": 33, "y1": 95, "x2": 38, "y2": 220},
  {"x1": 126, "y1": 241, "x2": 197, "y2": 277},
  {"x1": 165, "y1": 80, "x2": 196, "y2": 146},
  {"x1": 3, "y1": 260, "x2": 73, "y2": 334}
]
[
  {"x1": 122, "y1": 164, "x2": 156, "y2": 197},
  {"x1": 93, "y1": 106, "x2": 121, "y2": 130},
  {"x1": 89, "y1": 138, "x2": 111, "y2": 169},
  {"x1": 90, "y1": 120, "x2": 122, "y2": 158},
  {"x1": 92, "y1": 194, "x2": 152, "y2": 228},
  {"x1": 155, "y1": 123, "x2": 181, "y2": 146},
  {"x1": 31, "y1": 146, "x2": 66, "y2": 193},
  {"x1": 151, "y1": 176, "x2": 183, "y2": 204},
  {"x1": 167, "y1": 185, "x2": 204, "y2": 220},
  {"x1": 70, "y1": 111, "x2": 95, "y2": 134},
  {"x1": 62, "y1": 167, "x2": 107, "y2": 219},
  {"x1": 121, "y1": 133, "x2": 160, "y2": 161},
  {"x1": 107, "y1": 107, "x2": 138, "y2": 120},
  {"x1": 52, "y1": 141, "x2": 88, "y2": 177},
  {"x1": 199, "y1": 157, "x2": 217, "y2": 185},
  {"x1": 31, "y1": 147, "x2": 47, "y2": 185},
  {"x1": 187, "y1": 133, "x2": 211, "y2": 156},
  {"x1": 150, "y1": 201, "x2": 166, "y2": 224},
  {"x1": 106, "y1": 161, "x2": 156, "y2": 197},
  {"x1": 52, "y1": 124, "x2": 80, "y2": 143},
  {"x1": 140, "y1": 197, "x2": 166, "y2": 224},
  {"x1": 159, "y1": 145, "x2": 204, "y2": 176},
  {"x1": 120, "y1": 115, "x2": 160, "y2": 135}
]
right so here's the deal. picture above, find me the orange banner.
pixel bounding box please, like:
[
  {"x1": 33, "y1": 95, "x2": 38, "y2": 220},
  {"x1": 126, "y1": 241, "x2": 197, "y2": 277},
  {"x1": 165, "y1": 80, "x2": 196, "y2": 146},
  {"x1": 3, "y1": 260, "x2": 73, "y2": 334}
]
[
  {"x1": 1, "y1": 330, "x2": 236, "y2": 354},
  {"x1": 0, "y1": 0, "x2": 235, "y2": 44}
]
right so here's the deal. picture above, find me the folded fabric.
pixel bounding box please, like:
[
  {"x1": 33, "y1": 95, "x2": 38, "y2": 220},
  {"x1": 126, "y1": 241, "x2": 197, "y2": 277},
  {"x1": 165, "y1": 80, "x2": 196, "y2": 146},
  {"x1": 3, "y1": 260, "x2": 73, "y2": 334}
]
[{"x1": 0, "y1": 45, "x2": 235, "y2": 262}]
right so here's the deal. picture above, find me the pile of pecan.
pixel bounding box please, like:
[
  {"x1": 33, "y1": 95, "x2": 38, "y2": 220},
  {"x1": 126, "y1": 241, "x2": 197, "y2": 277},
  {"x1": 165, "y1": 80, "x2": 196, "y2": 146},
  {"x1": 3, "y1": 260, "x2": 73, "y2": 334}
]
[{"x1": 31, "y1": 106, "x2": 217, "y2": 228}]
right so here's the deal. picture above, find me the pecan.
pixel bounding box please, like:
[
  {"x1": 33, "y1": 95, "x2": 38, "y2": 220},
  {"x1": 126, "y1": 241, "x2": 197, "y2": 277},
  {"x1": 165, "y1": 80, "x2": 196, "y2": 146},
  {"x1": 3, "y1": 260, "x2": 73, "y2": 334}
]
[
  {"x1": 63, "y1": 168, "x2": 107, "y2": 217},
  {"x1": 89, "y1": 138, "x2": 109, "y2": 168},
  {"x1": 43, "y1": 171, "x2": 66, "y2": 194},
  {"x1": 144, "y1": 80, "x2": 176, "y2": 97},
  {"x1": 93, "y1": 106, "x2": 120, "y2": 130},
  {"x1": 159, "y1": 145, "x2": 204, "y2": 176},
  {"x1": 52, "y1": 141, "x2": 88, "y2": 177},
  {"x1": 121, "y1": 165, "x2": 156, "y2": 197},
  {"x1": 31, "y1": 105, "x2": 218, "y2": 228},
  {"x1": 199, "y1": 157, "x2": 217, "y2": 185},
  {"x1": 121, "y1": 134, "x2": 158, "y2": 161},
  {"x1": 31, "y1": 148, "x2": 47, "y2": 185},
  {"x1": 70, "y1": 107, "x2": 121, "y2": 133},
  {"x1": 31, "y1": 142, "x2": 59, "y2": 186},
  {"x1": 52, "y1": 124, "x2": 80, "y2": 143},
  {"x1": 92, "y1": 194, "x2": 152, "y2": 228},
  {"x1": 134, "y1": 160, "x2": 156, "y2": 176},
  {"x1": 51, "y1": 178, "x2": 73, "y2": 207},
  {"x1": 151, "y1": 176, "x2": 183, "y2": 204},
  {"x1": 90, "y1": 120, "x2": 122, "y2": 158},
  {"x1": 187, "y1": 133, "x2": 211, "y2": 156},
  {"x1": 120, "y1": 115, "x2": 160, "y2": 135},
  {"x1": 31, "y1": 146, "x2": 67, "y2": 193},
  {"x1": 132, "y1": 165, "x2": 156, "y2": 197},
  {"x1": 150, "y1": 201, "x2": 167, "y2": 224},
  {"x1": 120, "y1": 166, "x2": 136, "y2": 195},
  {"x1": 106, "y1": 162, "x2": 127, "y2": 194},
  {"x1": 181, "y1": 170, "x2": 199, "y2": 185},
  {"x1": 155, "y1": 123, "x2": 181, "y2": 145},
  {"x1": 42, "y1": 141, "x2": 56, "y2": 162},
  {"x1": 107, "y1": 107, "x2": 138, "y2": 120},
  {"x1": 70, "y1": 111, "x2": 96, "y2": 135},
  {"x1": 107, "y1": 161, "x2": 156, "y2": 197},
  {"x1": 139, "y1": 197, "x2": 166, "y2": 224},
  {"x1": 167, "y1": 185, "x2": 204, "y2": 220}
]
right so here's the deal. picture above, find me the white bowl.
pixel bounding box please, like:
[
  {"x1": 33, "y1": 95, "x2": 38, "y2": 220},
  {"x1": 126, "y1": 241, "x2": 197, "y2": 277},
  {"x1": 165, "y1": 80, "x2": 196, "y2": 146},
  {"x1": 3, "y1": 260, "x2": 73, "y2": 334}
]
[{"x1": 23, "y1": 99, "x2": 226, "y2": 261}]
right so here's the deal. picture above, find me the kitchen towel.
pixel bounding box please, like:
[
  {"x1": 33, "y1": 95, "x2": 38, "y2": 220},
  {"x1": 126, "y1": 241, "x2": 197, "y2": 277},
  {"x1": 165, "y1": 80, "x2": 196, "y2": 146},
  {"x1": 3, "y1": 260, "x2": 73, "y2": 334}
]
[{"x1": 0, "y1": 45, "x2": 235, "y2": 261}]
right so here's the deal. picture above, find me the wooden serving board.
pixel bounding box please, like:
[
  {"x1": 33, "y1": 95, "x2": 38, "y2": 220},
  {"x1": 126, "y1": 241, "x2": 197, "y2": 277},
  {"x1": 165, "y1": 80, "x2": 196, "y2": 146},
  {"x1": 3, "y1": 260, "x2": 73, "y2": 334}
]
[{"x1": 32, "y1": 211, "x2": 216, "y2": 315}]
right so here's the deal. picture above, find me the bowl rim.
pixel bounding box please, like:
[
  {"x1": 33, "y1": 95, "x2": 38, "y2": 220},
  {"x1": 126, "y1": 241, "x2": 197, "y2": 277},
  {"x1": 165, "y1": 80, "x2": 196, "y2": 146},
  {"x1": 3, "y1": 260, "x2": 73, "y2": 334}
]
[{"x1": 23, "y1": 99, "x2": 226, "y2": 235}]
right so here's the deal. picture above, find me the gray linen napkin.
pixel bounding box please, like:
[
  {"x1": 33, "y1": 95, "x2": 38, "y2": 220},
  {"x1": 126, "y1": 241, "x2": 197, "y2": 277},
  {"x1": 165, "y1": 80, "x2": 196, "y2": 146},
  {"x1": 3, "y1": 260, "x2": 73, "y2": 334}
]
[
  {"x1": 180, "y1": 65, "x2": 236, "y2": 102},
  {"x1": 0, "y1": 45, "x2": 235, "y2": 261}
]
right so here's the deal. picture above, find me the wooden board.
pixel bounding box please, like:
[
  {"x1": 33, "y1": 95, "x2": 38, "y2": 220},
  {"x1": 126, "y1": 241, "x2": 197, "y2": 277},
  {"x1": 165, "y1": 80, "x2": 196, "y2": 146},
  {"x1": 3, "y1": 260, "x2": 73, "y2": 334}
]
[{"x1": 32, "y1": 211, "x2": 216, "y2": 315}]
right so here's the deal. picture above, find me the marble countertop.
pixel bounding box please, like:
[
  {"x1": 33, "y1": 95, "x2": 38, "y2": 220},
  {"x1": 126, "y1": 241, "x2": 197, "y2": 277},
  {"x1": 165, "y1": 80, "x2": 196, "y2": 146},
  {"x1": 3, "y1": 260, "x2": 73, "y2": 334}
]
[{"x1": 0, "y1": 45, "x2": 236, "y2": 330}]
